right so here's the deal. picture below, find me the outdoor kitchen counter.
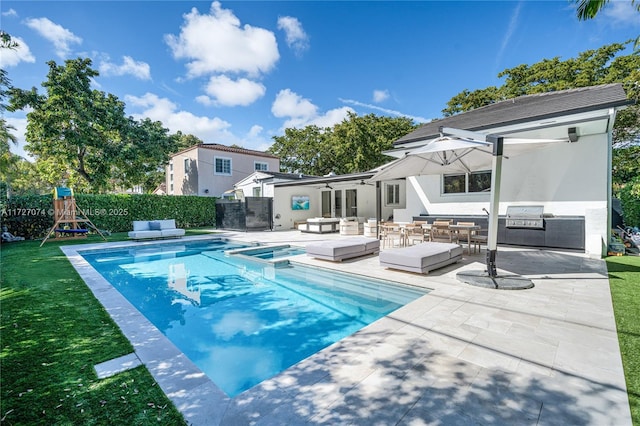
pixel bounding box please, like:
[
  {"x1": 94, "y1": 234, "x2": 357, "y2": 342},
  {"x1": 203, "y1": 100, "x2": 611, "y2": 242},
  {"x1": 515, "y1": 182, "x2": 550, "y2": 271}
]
[{"x1": 412, "y1": 215, "x2": 585, "y2": 251}]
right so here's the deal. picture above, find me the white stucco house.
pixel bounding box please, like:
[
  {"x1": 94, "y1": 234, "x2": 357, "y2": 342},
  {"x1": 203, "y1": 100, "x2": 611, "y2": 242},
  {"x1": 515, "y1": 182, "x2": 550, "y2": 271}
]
[
  {"x1": 252, "y1": 84, "x2": 630, "y2": 257},
  {"x1": 166, "y1": 144, "x2": 280, "y2": 197},
  {"x1": 377, "y1": 83, "x2": 632, "y2": 257}
]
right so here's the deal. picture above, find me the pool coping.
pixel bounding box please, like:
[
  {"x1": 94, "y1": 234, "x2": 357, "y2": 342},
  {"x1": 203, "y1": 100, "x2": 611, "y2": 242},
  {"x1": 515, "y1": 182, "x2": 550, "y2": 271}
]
[{"x1": 60, "y1": 235, "x2": 434, "y2": 425}]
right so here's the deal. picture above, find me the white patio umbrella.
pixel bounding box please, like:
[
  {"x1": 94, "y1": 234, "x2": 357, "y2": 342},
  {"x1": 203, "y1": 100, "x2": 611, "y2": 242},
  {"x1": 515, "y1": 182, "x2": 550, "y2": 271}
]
[{"x1": 369, "y1": 129, "x2": 567, "y2": 285}]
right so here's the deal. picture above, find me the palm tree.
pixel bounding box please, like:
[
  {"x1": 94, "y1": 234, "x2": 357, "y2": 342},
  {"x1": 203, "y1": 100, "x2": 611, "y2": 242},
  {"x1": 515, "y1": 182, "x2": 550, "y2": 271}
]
[{"x1": 574, "y1": 0, "x2": 640, "y2": 49}]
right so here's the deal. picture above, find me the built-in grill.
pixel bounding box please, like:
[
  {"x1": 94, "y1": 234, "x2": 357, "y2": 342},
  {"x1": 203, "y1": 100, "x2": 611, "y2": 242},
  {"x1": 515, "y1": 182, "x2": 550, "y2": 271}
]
[{"x1": 506, "y1": 205, "x2": 545, "y2": 229}]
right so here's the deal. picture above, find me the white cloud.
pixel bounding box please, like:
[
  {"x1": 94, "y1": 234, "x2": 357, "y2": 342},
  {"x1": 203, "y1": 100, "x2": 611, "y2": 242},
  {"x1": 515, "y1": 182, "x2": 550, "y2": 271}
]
[
  {"x1": 0, "y1": 35, "x2": 35, "y2": 67},
  {"x1": 339, "y1": 98, "x2": 429, "y2": 123},
  {"x1": 126, "y1": 92, "x2": 237, "y2": 144},
  {"x1": 495, "y1": 1, "x2": 522, "y2": 70},
  {"x1": 25, "y1": 17, "x2": 82, "y2": 58},
  {"x1": 204, "y1": 75, "x2": 266, "y2": 106},
  {"x1": 271, "y1": 88, "x2": 318, "y2": 119},
  {"x1": 272, "y1": 89, "x2": 353, "y2": 129},
  {"x1": 2, "y1": 8, "x2": 18, "y2": 17},
  {"x1": 603, "y1": 1, "x2": 640, "y2": 26},
  {"x1": 99, "y1": 56, "x2": 151, "y2": 80},
  {"x1": 165, "y1": 1, "x2": 279, "y2": 77},
  {"x1": 277, "y1": 16, "x2": 309, "y2": 56},
  {"x1": 248, "y1": 125, "x2": 263, "y2": 138},
  {"x1": 373, "y1": 89, "x2": 389, "y2": 103}
]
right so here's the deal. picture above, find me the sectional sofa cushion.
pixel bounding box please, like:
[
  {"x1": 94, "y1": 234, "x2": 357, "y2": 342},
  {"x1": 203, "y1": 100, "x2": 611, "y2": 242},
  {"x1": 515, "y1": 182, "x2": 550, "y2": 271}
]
[
  {"x1": 379, "y1": 242, "x2": 462, "y2": 274},
  {"x1": 306, "y1": 237, "x2": 380, "y2": 261}
]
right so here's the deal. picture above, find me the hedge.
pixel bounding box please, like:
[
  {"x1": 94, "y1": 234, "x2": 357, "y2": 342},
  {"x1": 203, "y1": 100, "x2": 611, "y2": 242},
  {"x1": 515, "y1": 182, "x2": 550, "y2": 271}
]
[
  {"x1": 0, "y1": 193, "x2": 217, "y2": 239},
  {"x1": 619, "y1": 177, "x2": 640, "y2": 229}
]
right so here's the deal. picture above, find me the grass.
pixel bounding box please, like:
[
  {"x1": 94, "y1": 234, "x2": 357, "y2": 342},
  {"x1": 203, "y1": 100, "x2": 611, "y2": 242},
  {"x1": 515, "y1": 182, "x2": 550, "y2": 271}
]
[
  {"x1": 606, "y1": 254, "x2": 640, "y2": 426},
  {"x1": 2, "y1": 231, "x2": 639, "y2": 424},
  {"x1": 0, "y1": 230, "x2": 216, "y2": 425}
]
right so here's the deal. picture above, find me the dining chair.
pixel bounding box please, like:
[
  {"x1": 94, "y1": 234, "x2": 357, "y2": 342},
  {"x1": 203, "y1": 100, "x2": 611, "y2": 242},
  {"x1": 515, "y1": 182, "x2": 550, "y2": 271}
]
[
  {"x1": 381, "y1": 223, "x2": 403, "y2": 248},
  {"x1": 470, "y1": 230, "x2": 488, "y2": 253},
  {"x1": 405, "y1": 223, "x2": 428, "y2": 245},
  {"x1": 455, "y1": 221, "x2": 476, "y2": 252},
  {"x1": 430, "y1": 220, "x2": 455, "y2": 243}
]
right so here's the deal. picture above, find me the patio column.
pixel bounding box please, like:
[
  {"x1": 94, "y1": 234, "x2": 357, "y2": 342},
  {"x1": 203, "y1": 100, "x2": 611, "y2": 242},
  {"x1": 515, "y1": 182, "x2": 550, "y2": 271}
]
[{"x1": 486, "y1": 136, "x2": 504, "y2": 278}]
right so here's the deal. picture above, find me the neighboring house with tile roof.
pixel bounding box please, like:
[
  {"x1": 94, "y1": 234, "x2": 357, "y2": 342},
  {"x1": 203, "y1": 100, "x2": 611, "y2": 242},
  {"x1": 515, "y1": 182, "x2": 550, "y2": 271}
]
[{"x1": 166, "y1": 144, "x2": 280, "y2": 197}]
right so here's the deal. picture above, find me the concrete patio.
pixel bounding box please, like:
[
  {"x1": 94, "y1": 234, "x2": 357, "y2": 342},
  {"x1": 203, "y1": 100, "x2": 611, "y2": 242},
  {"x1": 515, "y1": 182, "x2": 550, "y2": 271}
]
[{"x1": 63, "y1": 230, "x2": 631, "y2": 425}]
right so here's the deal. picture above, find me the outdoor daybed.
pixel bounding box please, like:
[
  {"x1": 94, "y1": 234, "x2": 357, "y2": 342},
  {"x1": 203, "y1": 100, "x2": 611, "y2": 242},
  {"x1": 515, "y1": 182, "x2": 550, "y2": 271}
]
[
  {"x1": 379, "y1": 242, "x2": 462, "y2": 274},
  {"x1": 128, "y1": 220, "x2": 185, "y2": 240},
  {"x1": 305, "y1": 237, "x2": 380, "y2": 261}
]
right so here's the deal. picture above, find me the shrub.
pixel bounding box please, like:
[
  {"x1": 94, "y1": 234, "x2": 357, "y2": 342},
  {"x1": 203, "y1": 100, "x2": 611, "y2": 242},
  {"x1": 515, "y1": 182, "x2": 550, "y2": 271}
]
[{"x1": 619, "y1": 176, "x2": 640, "y2": 228}]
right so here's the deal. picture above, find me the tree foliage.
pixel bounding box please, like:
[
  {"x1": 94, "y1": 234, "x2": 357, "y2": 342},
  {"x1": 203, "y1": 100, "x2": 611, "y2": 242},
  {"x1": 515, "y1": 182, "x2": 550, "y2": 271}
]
[
  {"x1": 442, "y1": 41, "x2": 639, "y2": 148},
  {"x1": 8, "y1": 58, "x2": 177, "y2": 193},
  {"x1": 269, "y1": 112, "x2": 417, "y2": 175},
  {"x1": 572, "y1": 1, "x2": 640, "y2": 49},
  {"x1": 1, "y1": 31, "x2": 18, "y2": 176}
]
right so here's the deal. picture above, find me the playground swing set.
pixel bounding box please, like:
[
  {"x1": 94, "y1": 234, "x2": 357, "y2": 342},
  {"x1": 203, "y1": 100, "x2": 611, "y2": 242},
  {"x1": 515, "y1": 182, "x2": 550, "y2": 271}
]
[{"x1": 40, "y1": 187, "x2": 107, "y2": 247}]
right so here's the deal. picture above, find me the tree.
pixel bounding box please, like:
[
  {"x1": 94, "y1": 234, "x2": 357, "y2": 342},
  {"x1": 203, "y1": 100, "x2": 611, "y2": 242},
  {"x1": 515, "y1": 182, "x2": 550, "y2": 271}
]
[
  {"x1": 0, "y1": 32, "x2": 18, "y2": 177},
  {"x1": 8, "y1": 58, "x2": 176, "y2": 193},
  {"x1": 268, "y1": 125, "x2": 334, "y2": 175},
  {"x1": 268, "y1": 112, "x2": 418, "y2": 176},
  {"x1": 442, "y1": 42, "x2": 640, "y2": 147},
  {"x1": 329, "y1": 112, "x2": 417, "y2": 174},
  {"x1": 573, "y1": 1, "x2": 640, "y2": 49},
  {"x1": 443, "y1": 41, "x2": 640, "y2": 226},
  {"x1": 173, "y1": 131, "x2": 203, "y2": 152}
]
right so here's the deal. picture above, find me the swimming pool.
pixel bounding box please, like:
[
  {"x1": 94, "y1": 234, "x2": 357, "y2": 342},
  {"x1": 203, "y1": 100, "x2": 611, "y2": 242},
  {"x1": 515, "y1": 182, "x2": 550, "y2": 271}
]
[{"x1": 80, "y1": 239, "x2": 428, "y2": 397}]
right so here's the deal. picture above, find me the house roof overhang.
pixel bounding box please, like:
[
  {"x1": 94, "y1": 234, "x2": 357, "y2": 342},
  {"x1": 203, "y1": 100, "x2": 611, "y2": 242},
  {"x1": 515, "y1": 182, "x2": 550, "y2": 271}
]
[
  {"x1": 274, "y1": 172, "x2": 376, "y2": 188},
  {"x1": 391, "y1": 84, "x2": 633, "y2": 155}
]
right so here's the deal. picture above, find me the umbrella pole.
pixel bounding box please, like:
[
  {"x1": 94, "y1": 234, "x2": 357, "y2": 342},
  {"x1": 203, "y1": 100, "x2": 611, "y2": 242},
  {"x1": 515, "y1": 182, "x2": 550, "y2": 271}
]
[{"x1": 486, "y1": 136, "x2": 504, "y2": 280}]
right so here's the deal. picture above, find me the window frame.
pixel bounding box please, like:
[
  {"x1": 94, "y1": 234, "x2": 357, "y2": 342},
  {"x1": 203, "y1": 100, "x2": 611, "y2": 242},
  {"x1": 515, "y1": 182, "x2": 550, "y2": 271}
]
[
  {"x1": 385, "y1": 183, "x2": 401, "y2": 206},
  {"x1": 442, "y1": 170, "x2": 491, "y2": 194},
  {"x1": 254, "y1": 161, "x2": 269, "y2": 171},
  {"x1": 214, "y1": 156, "x2": 232, "y2": 176}
]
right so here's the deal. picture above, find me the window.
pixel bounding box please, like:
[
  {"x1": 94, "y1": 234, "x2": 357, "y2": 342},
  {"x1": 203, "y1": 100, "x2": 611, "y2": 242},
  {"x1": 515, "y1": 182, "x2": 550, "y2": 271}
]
[
  {"x1": 252, "y1": 187, "x2": 261, "y2": 197},
  {"x1": 443, "y1": 171, "x2": 491, "y2": 194},
  {"x1": 184, "y1": 158, "x2": 190, "y2": 173},
  {"x1": 386, "y1": 183, "x2": 400, "y2": 205},
  {"x1": 254, "y1": 161, "x2": 268, "y2": 171},
  {"x1": 169, "y1": 162, "x2": 173, "y2": 171},
  {"x1": 215, "y1": 157, "x2": 232, "y2": 175}
]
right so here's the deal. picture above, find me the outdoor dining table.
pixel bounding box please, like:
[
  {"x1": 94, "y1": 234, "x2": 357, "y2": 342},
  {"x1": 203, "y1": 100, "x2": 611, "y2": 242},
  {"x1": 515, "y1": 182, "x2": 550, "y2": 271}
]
[{"x1": 448, "y1": 223, "x2": 481, "y2": 253}]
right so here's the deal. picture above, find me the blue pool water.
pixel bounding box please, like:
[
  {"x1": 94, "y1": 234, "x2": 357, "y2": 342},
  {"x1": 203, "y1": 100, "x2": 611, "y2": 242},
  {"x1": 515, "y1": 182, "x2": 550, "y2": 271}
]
[{"x1": 81, "y1": 239, "x2": 428, "y2": 397}]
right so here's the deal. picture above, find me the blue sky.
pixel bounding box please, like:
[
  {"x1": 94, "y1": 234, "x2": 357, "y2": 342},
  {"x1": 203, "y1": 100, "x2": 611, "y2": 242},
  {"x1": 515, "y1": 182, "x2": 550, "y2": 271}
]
[{"x1": 2, "y1": 1, "x2": 638, "y2": 160}]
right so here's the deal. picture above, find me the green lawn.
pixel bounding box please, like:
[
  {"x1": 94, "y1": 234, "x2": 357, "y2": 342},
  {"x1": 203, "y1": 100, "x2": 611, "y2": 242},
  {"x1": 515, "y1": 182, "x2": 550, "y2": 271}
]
[
  {"x1": 1, "y1": 234, "x2": 638, "y2": 424},
  {"x1": 607, "y1": 254, "x2": 640, "y2": 426},
  {"x1": 0, "y1": 232, "x2": 210, "y2": 425}
]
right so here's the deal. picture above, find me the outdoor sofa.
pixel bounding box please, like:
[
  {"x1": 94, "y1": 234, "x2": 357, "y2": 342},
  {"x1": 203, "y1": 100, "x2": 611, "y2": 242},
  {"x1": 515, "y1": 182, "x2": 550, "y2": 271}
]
[
  {"x1": 305, "y1": 237, "x2": 380, "y2": 261},
  {"x1": 379, "y1": 242, "x2": 462, "y2": 274},
  {"x1": 128, "y1": 219, "x2": 185, "y2": 240}
]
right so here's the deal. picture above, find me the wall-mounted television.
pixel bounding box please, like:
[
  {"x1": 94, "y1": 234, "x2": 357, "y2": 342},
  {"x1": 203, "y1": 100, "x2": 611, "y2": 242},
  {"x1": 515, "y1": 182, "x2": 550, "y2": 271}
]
[{"x1": 291, "y1": 195, "x2": 310, "y2": 210}]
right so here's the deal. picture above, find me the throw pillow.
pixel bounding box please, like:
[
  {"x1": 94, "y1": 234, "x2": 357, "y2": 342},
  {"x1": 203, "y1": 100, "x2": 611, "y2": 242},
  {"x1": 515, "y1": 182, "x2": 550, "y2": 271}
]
[{"x1": 149, "y1": 221, "x2": 162, "y2": 230}]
